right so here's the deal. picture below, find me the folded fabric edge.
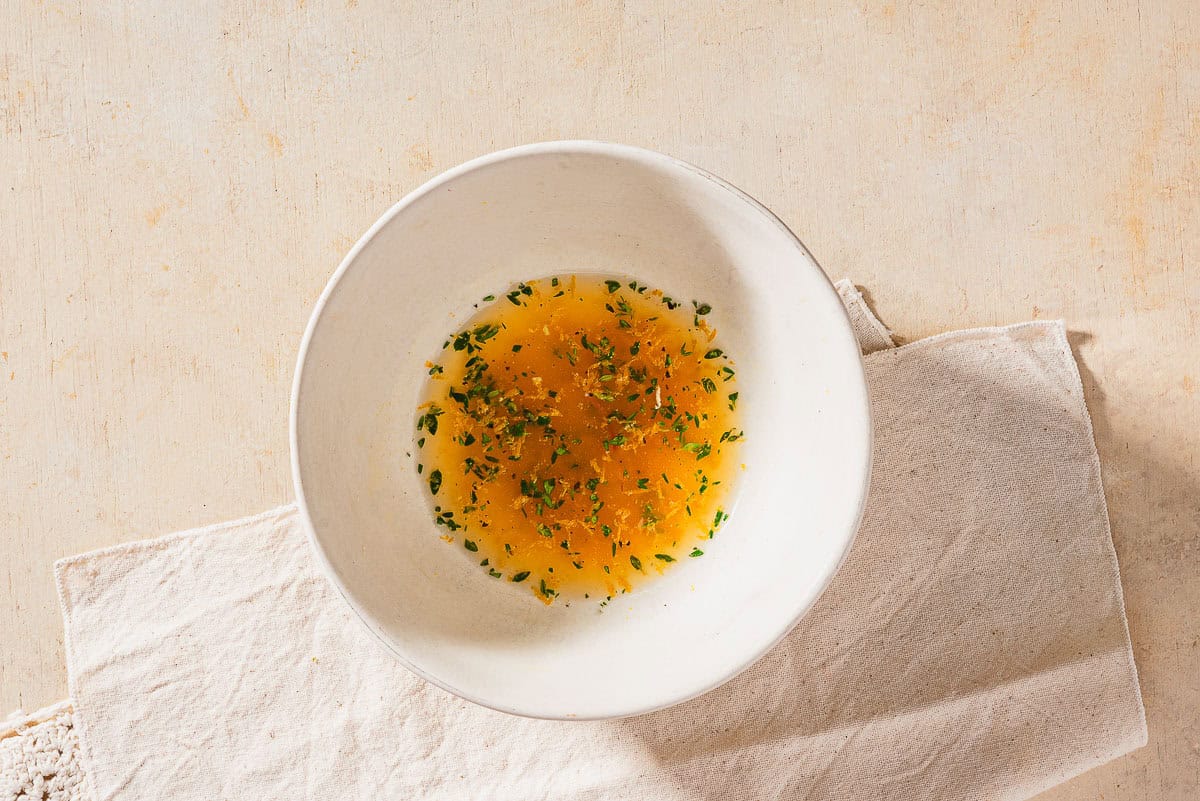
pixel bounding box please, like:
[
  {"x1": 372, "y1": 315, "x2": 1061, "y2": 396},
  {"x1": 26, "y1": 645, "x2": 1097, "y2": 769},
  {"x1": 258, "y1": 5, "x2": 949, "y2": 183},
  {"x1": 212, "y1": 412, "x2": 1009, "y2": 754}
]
[
  {"x1": 1, "y1": 699, "x2": 72, "y2": 739},
  {"x1": 834, "y1": 278, "x2": 896, "y2": 354},
  {"x1": 867, "y1": 318, "x2": 1068, "y2": 359},
  {"x1": 53, "y1": 504, "x2": 298, "y2": 579},
  {"x1": 1049, "y1": 321, "x2": 1149, "y2": 750},
  {"x1": 55, "y1": 551, "x2": 107, "y2": 801}
]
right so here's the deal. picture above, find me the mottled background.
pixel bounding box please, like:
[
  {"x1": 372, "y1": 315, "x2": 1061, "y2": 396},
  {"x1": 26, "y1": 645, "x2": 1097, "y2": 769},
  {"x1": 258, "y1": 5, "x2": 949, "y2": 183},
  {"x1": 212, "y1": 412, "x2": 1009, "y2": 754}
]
[{"x1": 1, "y1": 1, "x2": 1196, "y2": 797}]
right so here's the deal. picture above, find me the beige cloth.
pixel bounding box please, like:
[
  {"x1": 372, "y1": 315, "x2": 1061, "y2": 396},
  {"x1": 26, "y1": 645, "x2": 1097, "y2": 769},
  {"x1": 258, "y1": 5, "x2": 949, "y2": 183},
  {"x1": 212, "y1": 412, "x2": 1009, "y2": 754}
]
[{"x1": 54, "y1": 283, "x2": 1146, "y2": 801}]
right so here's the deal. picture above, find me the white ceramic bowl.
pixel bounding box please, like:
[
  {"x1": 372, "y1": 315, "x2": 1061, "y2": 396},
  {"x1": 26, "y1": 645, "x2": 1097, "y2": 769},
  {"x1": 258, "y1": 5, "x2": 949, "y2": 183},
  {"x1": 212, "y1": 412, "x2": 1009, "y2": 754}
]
[{"x1": 291, "y1": 142, "x2": 870, "y2": 720}]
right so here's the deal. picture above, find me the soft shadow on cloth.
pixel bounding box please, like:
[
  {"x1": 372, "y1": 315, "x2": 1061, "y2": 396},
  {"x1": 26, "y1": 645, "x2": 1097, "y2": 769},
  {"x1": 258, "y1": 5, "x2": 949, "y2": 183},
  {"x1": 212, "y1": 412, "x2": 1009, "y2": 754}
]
[{"x1": 605, "y1": 324, "x2": 1145, "y2": 801}]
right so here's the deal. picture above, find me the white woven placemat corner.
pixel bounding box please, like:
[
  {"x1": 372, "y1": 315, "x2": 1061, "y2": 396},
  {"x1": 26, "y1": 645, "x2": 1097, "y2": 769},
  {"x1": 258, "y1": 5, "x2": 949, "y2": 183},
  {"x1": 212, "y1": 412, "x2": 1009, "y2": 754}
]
[{"x1": 1, "y1": 702, "x2": 91, "y2": 801}]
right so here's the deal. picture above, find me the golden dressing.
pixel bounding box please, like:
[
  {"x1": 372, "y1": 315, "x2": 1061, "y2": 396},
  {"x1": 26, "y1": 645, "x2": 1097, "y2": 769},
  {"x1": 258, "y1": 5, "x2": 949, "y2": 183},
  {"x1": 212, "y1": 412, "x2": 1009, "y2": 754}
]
[{"x1": 414, "y1": 275, "x2": 742, "y2": 603}]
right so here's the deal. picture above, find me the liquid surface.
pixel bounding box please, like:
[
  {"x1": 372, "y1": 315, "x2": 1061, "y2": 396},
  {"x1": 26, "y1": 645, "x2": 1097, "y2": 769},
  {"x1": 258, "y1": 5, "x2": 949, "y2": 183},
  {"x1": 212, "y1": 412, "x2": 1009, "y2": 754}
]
[{"x1": 414, "y1": 275, "x2": 743, "y2": 604}]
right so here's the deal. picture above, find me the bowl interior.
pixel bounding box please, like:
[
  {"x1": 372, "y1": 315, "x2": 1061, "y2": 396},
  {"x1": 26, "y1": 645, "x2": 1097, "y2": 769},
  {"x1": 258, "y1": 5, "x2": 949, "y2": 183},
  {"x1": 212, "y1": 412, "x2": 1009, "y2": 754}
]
[{"x1": 292, "y1": 143, "x2": 870, "y2": 719}]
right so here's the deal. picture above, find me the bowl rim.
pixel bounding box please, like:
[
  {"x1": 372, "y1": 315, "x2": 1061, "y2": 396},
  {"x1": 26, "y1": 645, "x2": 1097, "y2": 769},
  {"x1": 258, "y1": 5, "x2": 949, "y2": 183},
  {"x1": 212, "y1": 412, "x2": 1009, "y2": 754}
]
[{"x1": 290, "y1": 140, "x2": 873, "y2": 720}]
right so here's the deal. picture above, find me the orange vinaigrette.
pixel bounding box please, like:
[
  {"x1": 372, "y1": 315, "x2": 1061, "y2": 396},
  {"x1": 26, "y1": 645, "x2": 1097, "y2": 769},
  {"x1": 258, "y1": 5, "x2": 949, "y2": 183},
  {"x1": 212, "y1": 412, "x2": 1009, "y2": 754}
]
[{"x1": 414, "y1": 275, "x2": 743, "y2": 604}]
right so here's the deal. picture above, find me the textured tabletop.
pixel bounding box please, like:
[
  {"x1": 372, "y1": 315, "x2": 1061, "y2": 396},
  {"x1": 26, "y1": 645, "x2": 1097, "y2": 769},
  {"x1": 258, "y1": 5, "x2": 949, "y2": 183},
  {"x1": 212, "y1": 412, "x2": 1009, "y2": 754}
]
[{"x1": 1, "y1": 2, "x2": 1196, "y2": 798}]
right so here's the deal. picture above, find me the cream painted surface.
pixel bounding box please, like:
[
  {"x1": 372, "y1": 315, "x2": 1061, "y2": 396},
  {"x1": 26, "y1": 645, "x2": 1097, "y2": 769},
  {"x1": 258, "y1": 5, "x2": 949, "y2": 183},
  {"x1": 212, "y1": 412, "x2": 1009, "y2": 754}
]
[{"x1": 1, "y1": 1, "x2": 1196, "y2": 797}]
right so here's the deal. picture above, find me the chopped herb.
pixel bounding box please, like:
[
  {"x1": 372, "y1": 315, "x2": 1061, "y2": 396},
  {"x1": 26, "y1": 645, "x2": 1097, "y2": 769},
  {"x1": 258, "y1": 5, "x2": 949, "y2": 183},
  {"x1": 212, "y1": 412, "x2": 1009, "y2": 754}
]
[
  {"x1": 416, "y1": 408, "x2": 443, "y2": 436},
  {"x1": 433, "y1": 509, "x2": 460, "y2": 530},
  {"x1": 417, "y1": 275, "x2": 739, "y2": 603},
  {"x1": 474, "y1": 323, "x2": 500, "y2": 342}
]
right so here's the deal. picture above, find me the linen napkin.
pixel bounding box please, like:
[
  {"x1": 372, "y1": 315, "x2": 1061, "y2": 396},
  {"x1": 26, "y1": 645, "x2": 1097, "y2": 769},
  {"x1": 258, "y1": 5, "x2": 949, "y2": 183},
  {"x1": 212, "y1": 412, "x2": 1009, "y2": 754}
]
[{"x1": 49, "y1": 281, "x2": 1146, "y2": 801}]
